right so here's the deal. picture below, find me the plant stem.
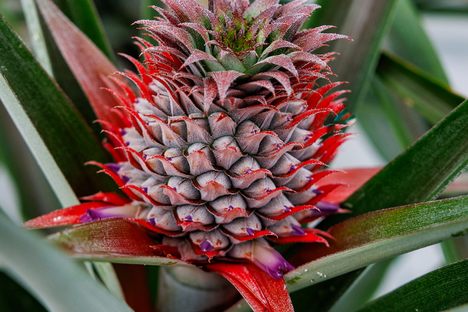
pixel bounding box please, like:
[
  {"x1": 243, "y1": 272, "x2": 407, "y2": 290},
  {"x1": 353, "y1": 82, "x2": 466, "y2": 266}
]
[{"x1": 157, "y1": 266, "x2": 238, "y2": 312}]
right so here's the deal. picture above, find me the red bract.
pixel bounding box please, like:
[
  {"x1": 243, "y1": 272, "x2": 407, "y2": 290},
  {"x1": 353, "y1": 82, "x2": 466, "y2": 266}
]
[{"x1": 28, "y1": 0, "x2": 356, "y2": 310}]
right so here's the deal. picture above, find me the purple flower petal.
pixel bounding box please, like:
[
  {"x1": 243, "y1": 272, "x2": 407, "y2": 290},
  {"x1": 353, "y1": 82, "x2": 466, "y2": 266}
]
[
  {"x1": 252, "y1": 241, "x2": 294, "y2": 279},
  {"x1": 79, "y1": 205, "x2": 140, "y2": 223},
  {"x1": 291, "y1": 224, "x2": 305, "y2": 236},
  {"x1": 200, "y1": 239, "x2": 214, "y2": 252},
  {"x1": 106, "y1": 163, "x2": 121, "y2": 173},
  {"x1": 316, "y1": 201, "x2": 340, "y2": 213}
]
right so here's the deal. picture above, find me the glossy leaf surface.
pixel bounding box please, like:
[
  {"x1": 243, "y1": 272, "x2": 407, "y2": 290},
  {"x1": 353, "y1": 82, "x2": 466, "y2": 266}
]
[{"x1": 287, "y1": 195, "x2": 468, "y2": 291}]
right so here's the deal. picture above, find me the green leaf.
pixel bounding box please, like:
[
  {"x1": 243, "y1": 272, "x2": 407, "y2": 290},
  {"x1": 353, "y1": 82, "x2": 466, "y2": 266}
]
[
  {"x1": 357, "y1": 0, "x2": 450, "y2": 161},
  {"x1": 0, "y1": 15, "x2": 111, "y2": 206},
  {"x1": 93, "y1": 262, "x2": 125, "y2": 300},
  {"x1": 306, "y1": 0, "x2": 398, "y2": 111},
  {"x1": 12, "y1": 4, "x2": 123, "y2": 295},
  {"x1": 0, "y1": 209, "x2": 131, "y2": 312},
  {"x1": 357, "y1": 78, "x2": 426, "y2": 160},
  {"x1": 229, "y1": 195, "x2": 468, "y2": 311},
  {"x1": 286, "y1": 195, "x2": 468, "y2": 293},
  {"x1": 21, "y1": 0, "x2": 99, "y2": 128},
  {"x1": 303, "y1": 99, "x2": 468, "y2": 311},
  {"x1": 328, "y1": 259, "x2": 394, "y2": 312},
  {"x1": 378, "y1": 0, "x2": 465, "y2": 264},
  {"x1": 52, "y1": 0, "x2": 114, "y2": 60},
  {"x1": 377, "y1": 52, "x2": 465, "y2": 124},
  {"x1": 343, "y1": 99, "x2": 468, "y2": 217},
  {"x1": 358, "y1": 260, "x2": 468, "y2": 312},
  {"x1": 20, "y1": 0, "x2": 54, "y2": 75},
  {"x1": 386, "y1": 0, "x2": 449, "y2": 83},
  {"x1": 35, "y1": 0, "x2": 123, "y2": 127}
]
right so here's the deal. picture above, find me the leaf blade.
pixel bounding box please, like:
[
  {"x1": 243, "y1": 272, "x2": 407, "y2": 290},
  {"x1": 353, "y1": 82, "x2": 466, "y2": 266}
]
[
  {"x1": 49, "y1": 218, "x2": 188, "y2": 267},
  {"x1": 358, "y1": 260, "x2": 468, "y2": 312},
  {"x1": 386, "y1": 0, "x2": 449, "y2": 83},
  {"x1": 53, "y1": 0, "x2": 114, "y2": 60},
  {"x1": 300, "y1": 99, "x2": 468, "y2": 311},
  {"x1": 0, "y1": 210, "x2": 132, "y2": 312},
  {"x1": 287, "y1": 195, "x2": 468, "y2": 292},
  {"x1": 344, "y1": 99, "x2": 468, "y2": 216},
  {"x1": 377, "y1": 52, "x2": 465, "y2": 124},
  {"x1": 35, "y1": 0, "x2": 123, "y2": 127},
  {"x1": 228, "y1": 195, "x2": 468, "y2": 311},
  {"x1": 0, "y1": 15, "x2": 110, "y2": 203}
]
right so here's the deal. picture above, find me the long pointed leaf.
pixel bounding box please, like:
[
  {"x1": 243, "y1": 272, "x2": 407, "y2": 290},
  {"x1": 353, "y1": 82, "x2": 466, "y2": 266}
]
[
  {"x1": 0, "y1": 210, "x2": 132, "y2": 312},
  {"x1": 357, "y1": 0, "x2": 447, "y2": 160},
  {"x1": 328, "y1": 259, "x2": 394, "y2": 312},
  {"x1": 356, "y1": 0, "x2": 448, "y2": 161},
  {"x1": 0, "y1": 107, "x2": 60, "y2": 220},
  {"x1": 377, "y1": 52, "x2": 464, "y2": 124},
  {"x1": 357, "y1": 77, "x2": 427, "y2": 160},
  {"x1": 386, "y1": 0, "x2": 449, "y2": 83},
  {"x1": 342, "y1": 99, "x2": 468, "y2": 218},
  {"x1": 23, "y1": 0, "x2": 114, "y2": 62},
  {"x1": 20, "y1": 0, "x2": 53, "y2": 75},
  {"x1": 49, "y1": 218, "x2": 188, "y2": 266},
  {"x1": 372, "y1": 0, "x2": 464, "y2": 268},
  {"x1": 287, "y1": 195, "x2": 468, "y2": 290},
  {"x1": 52, "y1": 0, "x2": 114, "y2": 59},
  {"x1": 0, "y1": 16, "x2": 120, "y2": 298},
  {"x1": 359, "y1": 260, "x2": 468, "y2": 312},
  {"x1": 0, "y1": 15, "x2": 110, "y2": 204},
  {"x1": 35, "y1": 0, "x2": 123, "y2": 126},
  {"x1": 21, "y1": 0, "x2": 99, "y2": 128},
  {"x1": 229, "y1": 195, "x2": 468, "y2": 311},
  {"x1": 290, "y1": 100, "x2": 468, "y2": 310}
]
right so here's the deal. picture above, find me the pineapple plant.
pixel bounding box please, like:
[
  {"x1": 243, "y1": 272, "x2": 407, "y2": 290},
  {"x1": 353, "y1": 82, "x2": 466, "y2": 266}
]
[
  {"x1": 0, "y1": 0, "x2": 467, "y2": 311},
  {"x1": 27, "y1": 0, "x2": 350, "y2": 280}
]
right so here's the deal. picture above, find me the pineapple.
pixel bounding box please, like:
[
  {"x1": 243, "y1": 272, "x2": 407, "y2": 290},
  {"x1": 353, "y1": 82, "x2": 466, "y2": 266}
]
[{"x1": 28, "y1": 0, "x2": 349, "y2": 279}]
